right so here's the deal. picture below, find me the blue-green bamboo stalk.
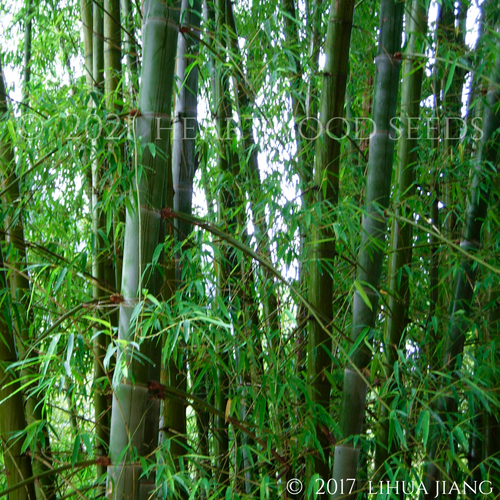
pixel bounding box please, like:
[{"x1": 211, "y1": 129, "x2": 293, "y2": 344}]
[
  {"x1": 333, "y1": 0, "x2": 404, "y2": 495},
  {"x1": 375, "y1": 0, "x2": 427, "y2": 474},
  {"x1": 106, "y1": 0, "x2": 180, "y2": 498},
  {"x1": 306, "y1": 0, "x2": 355, "y2": 480}
]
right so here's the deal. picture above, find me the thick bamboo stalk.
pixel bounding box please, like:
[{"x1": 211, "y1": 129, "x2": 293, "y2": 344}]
[
  {"x1": 305, "y1": 0, "x2": 321, "y2": 121},
  {"x1": 306, "y1": 0, "x2": 355, "y2": 479},
  {"x1": 333, "y1": 0, "x2": 404, "y2": 495},
  {"x1": 106, "y1": 0, "x2": 180, "y2": 498},
  {"x1": 374, "y1": 0, "x2": 427, "y2": 473},
  {"x1": 81, "y1": 0, "x2": 93, "y2": 88},
  {"x1": 172, "y1": 0, "x2": 200, "y2": 245},
  {"x1": 104, "y1": 0, "x2": 121, "y2": 110},
  {"x1": 160, "y1": 0, "x2": 201, "y2": 484}
]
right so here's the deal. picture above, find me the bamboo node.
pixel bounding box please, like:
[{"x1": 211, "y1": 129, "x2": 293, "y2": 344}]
[
  {"x1": 160, "y1": 206, "x2": 177, "y2": 219},
  {"x1": 110, "y1": 293, "x2": 124, "y2": 303},
  {"x1": 96, "y1": 456, "x2": 111, "y2": 466}
]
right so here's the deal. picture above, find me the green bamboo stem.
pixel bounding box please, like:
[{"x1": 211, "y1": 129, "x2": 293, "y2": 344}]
[
  {"x1": 305, "y1": 0, "x2": 321, "y2": 121},
  {"x1": 0, "y1": 247, "x2": 36, "y2": 500},
  {"x1": 437, "y1": 0, "x2": 468, "y2": 243},
  {"x1": 104, "y1": 0, "x2": 122, "y2": 111},
  {"x1": 80, "y1": 0, "x2": 94, "y2": 200},
  {"x1": 172, "y1": 0, "x2": 200, "y2": 245},
  {"x1": 213, "y1": 0, "x2": 232, "y2": 485},
  {"x1": 306, "y1": 0, "x2": 355, "y2": 479},
  {"x1": 172, "y1": 2, "x2": 203, "y2": 466},
  {"x1": 1, "y1": 47, "x2": 57, "y2": 500},
  {"x1": 333, "y1": 0, "x2": 404, "y2": 495},
  {"x1": 103, "y1": 0, "x2": 122, "y2": 365},
  {"x1": 92, "y1": 0, "x2": 109, "y2": 480},
  {"x1": 374, "y1": 0, "x2": 427, "y2": 474},
  {"x1": 281, "y1": 0, "x2": 313, "y2": 364},
  {"x1": 423, "y1": 41, "x2": 500, "y2": 500},
  {"x1": 121, "y1": 0, "x2": 139, "y2": 93},
  {"x1": 187, "y1": 7, "x2": 214, "y2": 466},
  {"x1": 22, "y1": 0, "x2": 33, "y2": 104},
  {"x1": 282, "y1": 0, "x2": 308, "y2": 178},
  {"x1": 81, "y1": 0, "x2": 94, "y2": 89},
  {"x1": 106, "y1": 0, "x2": 180, "y2": 498},
  {"x1": 93, "y1": 0, "x2": 105, "y2": 93},
  {"x1": 159, "y1": 0, "x2": 201, "y2": 487},
  {"x1": 160, "y1": 125, "x2": 188, "y2": 490}
]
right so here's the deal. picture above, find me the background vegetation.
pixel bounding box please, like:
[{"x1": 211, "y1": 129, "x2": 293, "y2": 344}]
[{"x1": 0, "y1": 0, "x2": 499, "y2": 498}]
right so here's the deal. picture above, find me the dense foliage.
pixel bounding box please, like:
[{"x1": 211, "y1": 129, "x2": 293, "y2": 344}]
[{"x1": 0, "y1": 0, "x2": 499, "y2": 498}]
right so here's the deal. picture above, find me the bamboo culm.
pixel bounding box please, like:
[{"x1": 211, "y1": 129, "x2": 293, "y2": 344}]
[{"x1": 333, "y1": 0, "x2": 404, "y2": 495}]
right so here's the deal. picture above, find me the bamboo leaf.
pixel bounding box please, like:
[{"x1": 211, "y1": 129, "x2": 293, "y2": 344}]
[
  {"x1": 183, "y1": 319, "x2": 190, "y2": 342},
  {"x1": 444, "y1": 58, "x2": 457, "y2": 96},
  {"x1": 81, "y1": 433, "x2": 92, "y2": 454},
  {"x1": 103, "y1": 342, "x2": 117, "y2": 371},
  {"x1": 54, "y1": 267, "x2": 67, "y2": 293},
  {"x1": 42, "y1": 334, "x2": 60, "y2": 377},
  {"x1": 417, "y1": 410, "x2": 430, "y2": 446},
  {"x1": 66, "y1": 333, "x2": 74, "y2": 367},
  {"x1": 348, "y1": 326, "x2": 371, "y2": 358},
  {"x1": 20, "y1": 421, "x2": 41, "y2": 454},
  {"x1": 453, "y1": 427, "x2": 468, "y2": 451},
  {"x1": 260, "y1": 475, "x2": 270, "y2": 500},
  {"x1": 354, "y1": 280, "x2": 373, "y2": 311},
  {"x1": 152, "y1": 243, "x2": 163, "y2": 265},
  {"x1": 71, "y1": 435, "x2": 81, "y2": 466}
]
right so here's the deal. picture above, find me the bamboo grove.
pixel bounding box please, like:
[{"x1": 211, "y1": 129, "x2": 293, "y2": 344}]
[{"x1": 0, "y1": 0, "x2": 500, "y2": 497}]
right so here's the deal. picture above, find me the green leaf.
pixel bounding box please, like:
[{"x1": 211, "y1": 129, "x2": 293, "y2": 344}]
[
  {"x1": 42, "y1": 334, "x2": 61, "y2": 377},
  {"x1": 66, "y1": 333, "x2": 74, "y2": 366},
  {"x1": 216, "y1": 295, "x2": 230, "y2": 320},
  {"x1": 453, "y1": 426, "x2": 468, "y2": 451},
  {"x1": 81, "y1": 433, "x2": 92, "y2": 454},
  {"x1": 104, "y1": 342, "x2": 117, "y2": 371},
  {"x1": 146, "y1": 293, "x2": 161, "y2": 308},
  {"x1": 417, "y1": 410, "x2": 430, "y2": 446},
  {"x1": 71, "y1": 435, "x2": 81, "y2": 465},
  {"x1": 354, "y1": 280, "x2": 373, "y2": 311},
  {"x1": 54, "y1": 267, "x2": 68, "y2": 292},
  {"x1": 444, "y1": 58, "x2": 457, "y2": 96},
  {"x1": 260, "y1": 475, "x2": 270, "y2": 500},
  {"x1": 20, "y1": 421, "x2": 41, "y2": 454},
  {"x1": 152, "y1": 243, "x2": 163, "y2": 265},
  {"x1": 348, "y1": 326, "x2": 370, "y2": 358}
]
